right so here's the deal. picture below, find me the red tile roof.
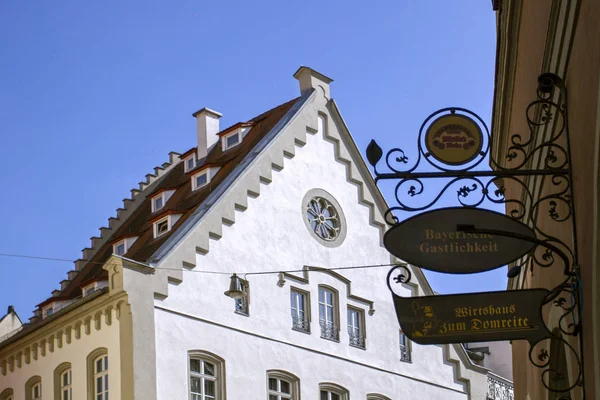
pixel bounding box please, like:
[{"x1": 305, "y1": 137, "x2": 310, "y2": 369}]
[{"x1": 55, "y1": 97, "x2": 299, "y2": 300}]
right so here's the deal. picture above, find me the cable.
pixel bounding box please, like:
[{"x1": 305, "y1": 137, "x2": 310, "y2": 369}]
[{"x1": 0, "y1": 251, "x2": 399, "y2": 277}]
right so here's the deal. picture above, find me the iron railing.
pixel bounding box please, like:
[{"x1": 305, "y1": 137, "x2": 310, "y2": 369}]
[
  {"x1": 319, "y1": 320, "x2": 339, "y2": 341},
  {"x1": 486, "y1": 373, "x2": 514, "y2": 400},
  {"x1": 292, "y1": 314, "x2": 310, "y2": 332},
  {"x1": 349, "y1": 331, "x2": 365, "y2": 348}
]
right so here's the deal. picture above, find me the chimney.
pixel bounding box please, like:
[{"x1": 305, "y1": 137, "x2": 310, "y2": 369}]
[
  {"x1": 7, "y1": 305, "x2": 14, "y2": 314},
  {"x1": 193, "y1": 108, "x2": 222, "y2": 160},
  {"x1": 293, "y1": 66, "x2": 333, "y2": 99}
]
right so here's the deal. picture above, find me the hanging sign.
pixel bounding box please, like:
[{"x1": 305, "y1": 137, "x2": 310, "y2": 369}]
[
  {"x1": 384, "y1": 207, "x2": 536, "y2": 274},
  {"x1": 392, "y1": 289, "x2": 552, "y2": 345},
  {"x1": 424, "y1": 113, "x2": 483, "y2": 165}
]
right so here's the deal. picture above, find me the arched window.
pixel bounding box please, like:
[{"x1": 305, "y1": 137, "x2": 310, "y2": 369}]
[
  {"x1": 366, "y1": 394, "x2": 392, "y2": 400},
  {"x1": 318, "y1": 286, "x2": 340, "y2": 341},
  {"x1": 188, "y1": 350, "x2": 226, "y2": 400},
  {"x1": 25, "y1": 376, "x2": 42, "y2": 400},
  {"x1": 319, "y1": 382, "x2": 349, "y2": 400},
  {"x1": 0, "y1": 388, "x2": 14, "y2": 400},
  {"x1": 266, "y1": 370, "x2": 300, "y2": 400},
  {"x1": 54, "y1": 362, "x2": 72, "y2": 400},
  {"x1": 87, "y1": 347, "x2": 108, "y2": 400}
]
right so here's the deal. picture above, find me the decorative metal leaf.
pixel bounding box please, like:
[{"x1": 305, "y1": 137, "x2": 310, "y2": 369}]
[{"x1": 366, "y1": 140, "x2": 383, "y2": 167}]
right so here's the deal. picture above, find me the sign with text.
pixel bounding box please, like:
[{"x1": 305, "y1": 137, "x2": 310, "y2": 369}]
[
  {"x1": 384, "y1": 207, "x2": 536, "y2": 274},
  {"x1": 392, "y1": 289, "x2": 552, "y2": 345},
  {"x1": 424, "y1": 113, "x2": 483, "y2": 165}
]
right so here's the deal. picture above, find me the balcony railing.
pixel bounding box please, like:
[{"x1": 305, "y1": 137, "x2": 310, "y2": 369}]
[
  {"x1": 487, "y1": 373, "x2": 514, "y2": 400},
  {"x1": 319, "y1": 320, "x2": 339, "y2": 341},
  {"x1": 292, "y1": 314, "x2": 310, "y2": 333},
  {"x1": 348, "y1": 331, "x2": 365, "y2": 348}
]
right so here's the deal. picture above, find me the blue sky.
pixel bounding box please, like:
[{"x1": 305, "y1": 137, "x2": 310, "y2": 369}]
[{"x1": 0, "y1": 0, "x2": 499, "y2": 319}]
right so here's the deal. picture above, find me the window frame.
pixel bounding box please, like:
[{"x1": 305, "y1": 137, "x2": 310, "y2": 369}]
[
  {"x1": 318, "y1": 285, "x2": 339, "y2": 341},
  {"x1": 93, "y1": 355, "x2": 108, "y2": 400},
  {"x1": 54, "y1": 362, "x2": 72, "y2": 400},
  {"x1": 366, "y1": 394, "x2": 392, "y2": 400},
  {"x1": 223, "y1": 131, "x2": 241, "y2": 150},
  {"x1": 86, "y1": 347, "x2": 108, "y2": 400},
  {"x1": 347, "y1": 306, "x2": 366, "y2": 349},
  {"x1": 266, "y1": 370, "x2": 300, "y2": 400},
  {"x1": 152, "y1": 194, "x2": 165, "y2": 212},
  {"x1": 290, "y1": 287, "x2": 310, "y2": 333},
  {"x1": 154, "y1": 216, "x2": 170, "y2": 237},
  {"x1": 192, "y1": 170, "x2": 209, "y2": 191},
  {"x1": 319, "y1": 382, "x2": 349, "y2": 400},
  {"x1": 113, "y1": 240, "x2": 126, "y2": 256},
  {"x1": 25, "y1": 376, "x2": 41, "y2": 400},
  {"x1": 184, "y1": 154, "x2": 197, "y2": 173},
  {"x1": 399, "y1": 330, "x2": 412, "y2": 363},
  {"x1": 0, "y1": 388, "x2": 14, "y2": 400},
  {"x1": 188, "y1": 350, "x2": 226, "y2": 400}
]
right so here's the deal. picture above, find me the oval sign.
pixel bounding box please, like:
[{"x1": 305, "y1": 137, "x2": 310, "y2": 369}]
[
  {"x1": 384, "y1": 207, "x2": 537, "y2": 274},
  {"x1": 424, "y1": 113, "x2": 483, "y2": 166}
]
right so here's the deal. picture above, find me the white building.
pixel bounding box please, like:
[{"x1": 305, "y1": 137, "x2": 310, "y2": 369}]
[{"x1": 0, "y1": 67, "x2": 494, "y2": 399}]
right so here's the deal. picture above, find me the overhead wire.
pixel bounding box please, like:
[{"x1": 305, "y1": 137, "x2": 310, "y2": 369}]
[{"x1": 0, "y1": 251, "x2": 400, "y2": 277}]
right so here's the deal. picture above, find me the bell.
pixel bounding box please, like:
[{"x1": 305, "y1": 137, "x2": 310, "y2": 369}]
[{"x1": 224, "y1": 274, "x2": 246, "y2": 299}]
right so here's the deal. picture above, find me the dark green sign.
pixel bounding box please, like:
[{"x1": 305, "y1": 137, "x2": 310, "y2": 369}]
[
  {"x1": 392, "y1": 289, "x2": 552, "y2": 345},
  {"x1": 384, "y1": 207, "x2": 536, "y2": 274}
]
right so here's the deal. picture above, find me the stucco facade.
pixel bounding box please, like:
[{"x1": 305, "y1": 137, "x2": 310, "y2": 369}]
[
  {"x1": 492, "y1": 0, "x2": 599, "y2": 398},
  {"x1": 0, "y1": 67, "x2": 491, "y2": 399}
]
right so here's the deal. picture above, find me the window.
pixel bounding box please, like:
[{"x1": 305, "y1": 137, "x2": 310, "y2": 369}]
[
  {"x1": 366, "y1": 394, "x2": 392, "y2": 400},
  {"x1": 319, "y1": 383, "x2": 348, "y2": 400},
  {"x1": 94, "y1": 355, "x2": 108, "y2": 400},
  {"x1": 193, "y1": 171, "x2": 208, "y2": 190},
  {"x1": 153, "y1": 196, "x2": 164, "y2": 212},
  {"x1": 0, "y1": 389, "x2": 14, "y2": 400},
  {"x1": 188, "y1": 351, "x2": 226, "y2": 400},
  {"x1": 61, "y1": 370, "x2": 72, "y2": 400},
  {"x1": 291, "y1": 289, "x2": 309, "y2": 333},
  {"x1": 235, "y1": 297, "x2": 249, "y2": 315},
  {"x1": 156, "y1": 217, "x2": 169, "y2": 237},
  {"x1": 25, "y1": 376, "x2": 41, "y2": 400},
  {"x1": 318, "y1": 287, "x2": 338, "y2": 341},
  {"x1": 87, "y1": 348, "x2": 108, "y2": 400},
  {"x1": 399, "y1": 331, "x2": 411, "y2": 362},
  {"x1": 32, "y1": 383, "x2": 41, "y2": 400},
  {"x1": 224, "y1": 132, "x2": 240, "y2": 149},
  {"x1": 301, "y1": 189, "x2": 347, "y2": 248},
  {"x1": 151, "y1": 190, "x2": 175, "y2": 213},
  {"x1": 114, "y1": 240, "x2": 126, "y2": 256},
  {"x1": 347, "y1": 307, "x2": 365, "y2": 349},
  {"x1": 267, "y1": 370, "x2": 300, "y2": 400},
  {"x1": 54, "y1": 362, "x2": 72, "y2": 400},
  {"x1": 46, "y1": 308, "x2": 54, "y2": 317},
  {"x1": 184, "y1": 154, "x2": 197, "y2": 172}
]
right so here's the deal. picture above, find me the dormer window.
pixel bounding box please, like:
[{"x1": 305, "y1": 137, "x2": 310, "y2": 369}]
[
  {"x1": 153, "y1": 196, "x2": 163, "y2": 211},
  {"x1": 155, "y1": 217, "x2": 169, "y2": 237},
  {"x1": 81, "y1": 278, "x2": 109, "y2": 297},
  {"x1": 151, "y1": 189, "x2": 175, "y2": 213},
  {"x1": 151, "y1": 213, "x2": 183, "y2": 238},
  {"x1": 220, "y1": 124, "x2": 251, "y2": 151},
  {"x1": 192, "y1": 170, "x2": 209, "y2": 191},
  {"x1": 114, "y1": 241, "x2": 126, "y2": 256},
  {"x1": 111, "y1": 235, "x2": 138, "y2": 256},
  {"x1": 224, "y1": 131, "x2": 240, "y2": 149},
  {"x1": 184, "y1": 153, "x2": 197, "y2": 173}
]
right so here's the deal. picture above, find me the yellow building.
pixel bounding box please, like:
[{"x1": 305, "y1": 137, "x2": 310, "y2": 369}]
[{"x1": 492, "y1": 0, "x2": 599, "y2": 399}]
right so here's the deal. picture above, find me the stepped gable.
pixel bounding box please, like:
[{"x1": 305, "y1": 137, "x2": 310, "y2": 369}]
[{"x1": 57, "y1": 97, "x2": 299, "y2": 299}]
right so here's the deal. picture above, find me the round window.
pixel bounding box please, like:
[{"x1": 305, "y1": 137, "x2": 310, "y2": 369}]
[{"x1": 302, "y1": 189, "x2": 346, "y2": 247}]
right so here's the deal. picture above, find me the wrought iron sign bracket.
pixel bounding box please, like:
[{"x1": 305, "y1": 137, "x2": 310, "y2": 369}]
[{"x1": 369, "y1": 73, "x2": 585, "y2": 398}]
